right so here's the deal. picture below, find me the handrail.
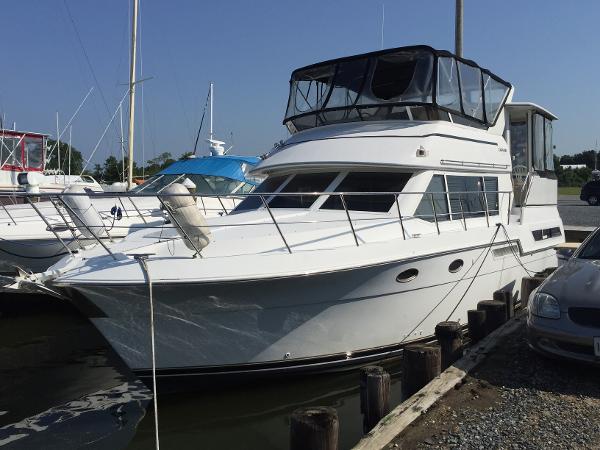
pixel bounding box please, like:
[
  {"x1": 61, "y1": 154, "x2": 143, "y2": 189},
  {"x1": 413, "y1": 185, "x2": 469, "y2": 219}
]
[{"x1": 1, "y1": 188, "x2": 516, "y2": 259}]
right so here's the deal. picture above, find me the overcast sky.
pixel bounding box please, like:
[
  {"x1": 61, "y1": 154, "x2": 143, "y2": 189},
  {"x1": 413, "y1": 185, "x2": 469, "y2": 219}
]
[{"x1": 1, "y1": 0, "x2": 598, "y2": 166}]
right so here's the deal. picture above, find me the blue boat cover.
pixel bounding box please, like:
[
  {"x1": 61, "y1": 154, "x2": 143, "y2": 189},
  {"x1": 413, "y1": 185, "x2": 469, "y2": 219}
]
[{"x1": 158, "y1": 155, "x2": 261, "y2": 184}]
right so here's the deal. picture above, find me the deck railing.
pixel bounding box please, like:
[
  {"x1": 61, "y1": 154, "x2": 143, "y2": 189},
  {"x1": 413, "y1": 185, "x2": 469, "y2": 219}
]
[{"x1": 0, "y1": 189, "x2": 513, "y2": 258}]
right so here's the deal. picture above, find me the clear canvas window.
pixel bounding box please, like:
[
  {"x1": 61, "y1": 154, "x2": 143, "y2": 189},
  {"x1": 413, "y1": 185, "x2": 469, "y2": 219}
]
[
  {"x1": 458, "y1": 62, "x2": 484, "y2": 121},
  {"x1": 24, "y1": 137, "x2": 44, "y2": 169},
  {"x1": 1, "y1": 136, "x2": 22, "y2": 168},
  {"x1": 436, "y1": 57, "x2": 461, "y2": 113},
  {"x1": 320, "y1": 172, "x2": 411, "y2": 212},
  {"x1": 483, "y1": 74, "x2": 509, "y2": 124}
]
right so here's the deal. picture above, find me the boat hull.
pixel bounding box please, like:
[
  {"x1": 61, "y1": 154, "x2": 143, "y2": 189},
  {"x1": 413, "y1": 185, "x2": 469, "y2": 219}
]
[{"x1": 57, "y1": 243, "x2": 557, "y2": 378}]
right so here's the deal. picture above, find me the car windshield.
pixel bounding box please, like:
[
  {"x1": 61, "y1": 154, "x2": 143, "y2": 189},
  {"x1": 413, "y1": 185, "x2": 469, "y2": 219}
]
[{"x1": 577, "y1": 232, "x2": 600, "y2": 259}]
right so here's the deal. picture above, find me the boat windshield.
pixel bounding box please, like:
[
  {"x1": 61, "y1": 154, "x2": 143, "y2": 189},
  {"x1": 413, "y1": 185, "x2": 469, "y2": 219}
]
[
  {"x1": 132, "y1": 173, "x2": 254, "y2": 195},
  {"x1": 284, "y1": 46, "x2": 510, "y2": 133}
]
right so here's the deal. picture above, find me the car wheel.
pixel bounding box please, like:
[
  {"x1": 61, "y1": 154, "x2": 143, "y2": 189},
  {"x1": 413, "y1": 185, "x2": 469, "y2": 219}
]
[{"x1": 588, "y1": 195, "x2": 599, "y2": 206}]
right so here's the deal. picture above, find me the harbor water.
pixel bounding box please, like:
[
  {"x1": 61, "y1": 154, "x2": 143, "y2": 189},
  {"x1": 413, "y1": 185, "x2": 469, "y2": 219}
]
[{"x1": 0, "y1": 294, "x2": 403, "y2": 450}]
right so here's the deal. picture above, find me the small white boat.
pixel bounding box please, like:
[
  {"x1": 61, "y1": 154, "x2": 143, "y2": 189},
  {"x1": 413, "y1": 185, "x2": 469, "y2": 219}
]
[
  {"x1": 0, "y1": 155, "x2": 260, "y2": 272},
  {"x1": 0, "y1": 129, "x2": 102, "y2": 196},
  {"x1": 29, "y1": 46, "x2": 563, "y2": 382}
]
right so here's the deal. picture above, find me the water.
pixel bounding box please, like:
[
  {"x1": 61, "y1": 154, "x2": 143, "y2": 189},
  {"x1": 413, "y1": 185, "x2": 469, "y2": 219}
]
[{"x1": 0, "y1": 295, "x2": 404, "y2": 450}]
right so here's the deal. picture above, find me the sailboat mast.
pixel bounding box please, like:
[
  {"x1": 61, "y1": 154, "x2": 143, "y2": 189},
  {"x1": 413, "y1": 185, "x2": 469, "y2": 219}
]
[
  {"x1": 209, "y1": 82, "x2": 214, "y2": 142},
  {"x1": 127, "y1": 0, "x2": 139, "y2": 190}
]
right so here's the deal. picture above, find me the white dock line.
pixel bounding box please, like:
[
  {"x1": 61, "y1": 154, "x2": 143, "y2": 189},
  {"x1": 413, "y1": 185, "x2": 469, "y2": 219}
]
[
  {"x1": 352, "y1": 311, "x2": 525, "y2": 450},
  {"x1": 135, "y1": 254, "x2": 160, "y2": 450}
]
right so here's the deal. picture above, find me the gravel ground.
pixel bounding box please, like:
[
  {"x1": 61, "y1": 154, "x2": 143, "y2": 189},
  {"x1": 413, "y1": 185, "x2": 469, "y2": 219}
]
[
  {"x1": 392, "y1": 320, "x2": 600, "y2": 450},
  {"x1": 558, "y1": 195, "x2": 600, "y2": 227}
]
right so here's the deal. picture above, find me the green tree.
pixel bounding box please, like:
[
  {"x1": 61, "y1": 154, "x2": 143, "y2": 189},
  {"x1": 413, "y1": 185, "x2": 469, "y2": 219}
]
[{"x1": 45, "y1": 138, "x2": 84, "y2": 174}]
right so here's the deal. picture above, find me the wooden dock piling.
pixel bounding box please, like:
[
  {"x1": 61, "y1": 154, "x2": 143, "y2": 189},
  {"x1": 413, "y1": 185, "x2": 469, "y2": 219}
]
[
  {"x1": 493, "y1": 289, "x2": 514, "y2": 319},
  {"x1": 468, "y1": 309, "x2": 487, "y2": 343},
  {"x1": 477, "y1": 300, "x2": 506, "y2": 334},
  {"x1": 520, "y1": 276, "x2": 545, "y2": 309},
  {"x1": 290, "y1": 407, "x2": 339, "y2": 450},
  {"x1": 434, "y1": 321, "x2": 463, "y2": 370},
  {"x1": 402, "y1": 344, "x2": 441, "y2": 397},
  {"x1": 359, "y1": 366, "x2": 391, "y2": 433}
]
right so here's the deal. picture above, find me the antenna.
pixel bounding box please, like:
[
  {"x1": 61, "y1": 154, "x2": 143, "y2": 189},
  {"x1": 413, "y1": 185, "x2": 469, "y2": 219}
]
[
  {"x1": 209, "y1": 82, "x2": 214, "y2": 142},
  {"x1": 380, "y1": 4, "x2": 385, "y2": 49},
  {"x1": 56, "y1": 112, "x2": 61, "y2": 172}
]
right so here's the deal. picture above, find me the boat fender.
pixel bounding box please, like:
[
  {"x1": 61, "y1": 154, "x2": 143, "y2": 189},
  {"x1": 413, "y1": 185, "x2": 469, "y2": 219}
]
[
  {"x1": 61, "y1": 185, "x2": 107, "y2": 239},
  {"x1": 160, "y1": 183, "x2": 211, "y2": 252}
]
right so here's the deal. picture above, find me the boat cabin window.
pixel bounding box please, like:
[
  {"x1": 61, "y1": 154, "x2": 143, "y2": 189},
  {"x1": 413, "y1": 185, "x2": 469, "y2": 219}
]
[
  {"x1": 416, "y1": 175, "x2": 498, "y2": 222},
  {"x1": 509, "y1": 120, "x2": 528, "y2": 174},
  {"x1": 533, "y1": 113, "x2": 554, "y2": 173},
  {"x1": 284, "y1": 47, "x2": 510, "y2": 133},
  {"x1": 414, "y1": 175, "x2": 450, "y2": 222},
  {"x1": 234, "y1": 175, "x2": 288, "y2": 212},
  {"x1": 320, "y1": 172, "x2": 411, "y2": 212},
  {"x1": 269, "y1": 172, "x2": 338, "y2": 209}
]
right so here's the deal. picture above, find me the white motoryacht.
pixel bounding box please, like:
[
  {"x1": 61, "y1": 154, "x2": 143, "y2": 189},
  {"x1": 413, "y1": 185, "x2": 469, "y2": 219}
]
[
  {"x1": 0, "y1": 155, "x2": 260, "y2": 272},
  {"x1": 29, "y1": 46, "x2": 563, "y2": 381}
]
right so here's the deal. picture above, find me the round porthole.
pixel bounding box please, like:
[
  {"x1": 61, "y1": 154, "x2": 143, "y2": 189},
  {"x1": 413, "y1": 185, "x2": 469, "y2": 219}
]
[
  {"x1": 396, "y1": 268, "x2": 418, "y2": 283},
  {"x1": 448, "y1": 259, "x2": 464, "y2": 273}
]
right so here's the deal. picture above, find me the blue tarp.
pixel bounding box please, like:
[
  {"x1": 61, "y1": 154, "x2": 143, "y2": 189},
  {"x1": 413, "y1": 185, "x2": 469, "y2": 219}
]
[{"x1": 158, "y1": 155, "x2": 261, "y2": 183}]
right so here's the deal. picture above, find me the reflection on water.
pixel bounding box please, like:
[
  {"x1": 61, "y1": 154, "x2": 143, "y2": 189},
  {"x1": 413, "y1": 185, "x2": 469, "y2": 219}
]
[
  {"x1": 0, "y1": 297, "x2": 404, "y2": 450},
  {"x1": 128, "y1": 365, "x2": 403, "y2": 450}
]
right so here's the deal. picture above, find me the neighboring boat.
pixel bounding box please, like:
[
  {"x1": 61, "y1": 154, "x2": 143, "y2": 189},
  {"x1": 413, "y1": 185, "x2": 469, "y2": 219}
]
[
  {"x1": 29, "y1": 46, "x2": 563, "y2": 382},
  {"x1": 0, "y1": 128, "x2": 102, "y2": 196},
  {"x1": 0, "y1": 154, "x2": 260, "y2": 273}
]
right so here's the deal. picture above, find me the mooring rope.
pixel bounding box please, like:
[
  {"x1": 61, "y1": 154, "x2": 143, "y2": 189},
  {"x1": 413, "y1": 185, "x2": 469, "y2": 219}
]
[{"x1": 134, "y1": 255, "x2": 160, "y2": 450}]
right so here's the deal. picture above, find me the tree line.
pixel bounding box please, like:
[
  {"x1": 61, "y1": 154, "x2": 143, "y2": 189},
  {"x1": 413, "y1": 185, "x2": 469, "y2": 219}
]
[
  {"x1": 45, "y1": 139, "x2": 193, "y2": 183},
  {"x1": 555, "y1": 150, "x2": 598, "y2": 187}
]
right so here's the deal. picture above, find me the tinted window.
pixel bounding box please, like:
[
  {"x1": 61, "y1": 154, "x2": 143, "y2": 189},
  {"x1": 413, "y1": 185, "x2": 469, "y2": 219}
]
[
  {"x1": 533, "y1": 114, "x2": 545, "y2": 171},
  {"x1": 447, "y1": 176, "x2": 485, "y2": 219},
  {"x1": 415, "y1": 175, "x2": 449, "y2": 221},
  {"x1": 483, "y1": 176, "x2": 499, "y2": 216},
  {"x1": 320, "y1": 172, "x2": 411, "y2": 212},
  {"x1": 578, "y1": 231, "x2": 600, "y2": 260},
  {"x1": 234, "y1": 175, "x2": 288, "y2": 212},
  {"x1": 269, "y1": 173, "x2": 337, "y2": 209}
]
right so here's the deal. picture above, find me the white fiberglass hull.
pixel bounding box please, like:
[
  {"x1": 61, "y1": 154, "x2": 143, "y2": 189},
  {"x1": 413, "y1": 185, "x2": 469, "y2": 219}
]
[{"x1": 54, "y1": 243, "x2": 556, "y2": 378}]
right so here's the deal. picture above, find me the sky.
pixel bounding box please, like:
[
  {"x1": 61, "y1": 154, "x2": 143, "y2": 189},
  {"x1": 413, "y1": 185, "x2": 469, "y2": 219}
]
[{"x1": 1, "y1": 0, "x2": 599, "y2": 168}]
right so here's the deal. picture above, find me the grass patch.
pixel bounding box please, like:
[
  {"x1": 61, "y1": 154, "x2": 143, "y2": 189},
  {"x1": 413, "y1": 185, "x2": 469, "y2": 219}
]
[{"x1": 558, "y1": 186, "x2": 581, "y2": 196}]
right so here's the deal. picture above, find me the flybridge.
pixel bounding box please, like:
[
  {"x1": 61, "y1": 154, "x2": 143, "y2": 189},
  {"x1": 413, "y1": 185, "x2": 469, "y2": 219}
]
[{"x1": 284, "y1": 45, "x2": 511, "y2": 133}]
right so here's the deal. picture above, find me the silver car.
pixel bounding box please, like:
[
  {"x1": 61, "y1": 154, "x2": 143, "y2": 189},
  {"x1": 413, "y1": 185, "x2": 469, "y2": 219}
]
[{"x1": 527, "y1": 228, "x2": 600, "y2": 364}]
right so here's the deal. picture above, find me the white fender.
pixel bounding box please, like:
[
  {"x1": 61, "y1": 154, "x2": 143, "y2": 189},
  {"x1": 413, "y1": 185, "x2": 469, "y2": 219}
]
[
  {"x1": 61, "y1": 185, "x2": 107, "y2": 239},
  {"x1": 161, "y1": 183, "x2": 211, "y2": 252}
]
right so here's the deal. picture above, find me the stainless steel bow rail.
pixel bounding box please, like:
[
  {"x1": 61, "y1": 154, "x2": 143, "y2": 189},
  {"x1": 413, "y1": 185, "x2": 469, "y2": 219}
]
[{"x1": 0, "y1": 189, "x2": 513, "y2": 258}]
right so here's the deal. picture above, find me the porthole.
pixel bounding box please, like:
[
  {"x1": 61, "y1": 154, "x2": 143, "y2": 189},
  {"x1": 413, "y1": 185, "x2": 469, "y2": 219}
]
[
  {"x1": 448, "y1": 259, "x2": 464, "y2": 273},
  {"x1": 396, "y1": 268, "x2": 418, "y2": 283}
]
